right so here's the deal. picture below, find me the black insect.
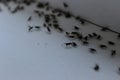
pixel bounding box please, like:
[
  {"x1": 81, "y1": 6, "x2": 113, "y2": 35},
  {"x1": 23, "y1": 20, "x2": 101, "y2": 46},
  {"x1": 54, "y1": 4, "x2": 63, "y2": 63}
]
[
  {"x1": 97, "y1": 35, "x2": 102, "y2": 40},
  {"x1": 94, "y1": 64, "x2": 99, "y2": 71},
  {"x1": 48, "y1": 23, "x2": 52, "y2": 27},
  {"x1": 118, "y1": 67, "x2": 120, "y2": 74},
  {"x1": 43, "y1": 23, "x2": 47, "y2": 27},
  {"x1": 89, "y1": 48, "x2": 96, "y2": 53},
  {"x1": 88, "y1": 34, "x2": 93, "y2": 38},
  {"x1": 46, "y1": 27, "x2": 51, "y2": 32},
  {"x1": 71, "y1": 32, "x2": 79, "y2": 36},
  {"x1": 36, "y1": 2, "x2": 45, "y2": 8},
  {"x1": 71, "y1": 42, "x2": 77, "y2": 47},
  {"x1": 68, "y1": 35, "x2": 75, "y2": 38},
  {"x1": 78, "y1": 34, "x2": 83, "y2": 40},
  {"x1": 28, "y1": 25, "x2": 33, "y2": 32},
  {"x1": 92, "y1": 32, "x2": 97, "y2": 37},
  {"x1": 99, "y1": 44, "x2": 107, "y2": 49},
  {"x1": 63, "y1": 2, "x2": 68, "y2": 8},
  {"x1": 64, "y1": 42, "x2": 77, "y2": 47},
  {"x1": 74, "y1": 26, "x2": 79, "y2": 30},
  {"x1": 101, "y1": 27, "x2": 109, "y2": 31},
  {"x1": 111, "y1": 50, "x2": 116, "y2": 57},
  {"x1": 65, "y1": 42, "x2": 72, "y2": 46},
  {"x1": 53, "y1": 24, "x2": 59, "y2": 29},
  {"x1": 64, "y1": 12, "x2": 72, "y2": 18},
  {"x1": 117, "y1": 34, "x2": 120, "y2": 38},
  {"x1": 35, "y1": 26, "x2": 40, "y2": 30},
  {"x1": 57, "y1": 12, "x2": 62, "y2": 17},
  {"x1": 28, "y1": 16, "x2": 32, "y2": 21},
  {"x1": 65, "y1": 32, "x2": 69, "y2": 36},
  {"x1": 80, "y1": 19, "x2": 85, "y2": 24},
  {"x1": 58, "y1": 27, "x2": 63, "y2": 32},
  {"x1": 84, "y1": 36, "x2": 89, "y2": 41},
  {"x1": 108, "y1": 41, "x2": 115, "y2": 45},
  {"x1": 34, "y1": 10, "x2": 40, "y2": 14},
  {"x1": 82, "y1": 41, "x2": 89, "y2": 45}
]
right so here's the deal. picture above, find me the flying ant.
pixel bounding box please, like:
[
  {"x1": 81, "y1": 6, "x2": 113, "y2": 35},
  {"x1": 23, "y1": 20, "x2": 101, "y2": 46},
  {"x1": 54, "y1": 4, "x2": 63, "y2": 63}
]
[
  {"x1": 63, "y1": 2, "x2": 68, "y2": 8},
  {"x1": 94, "y1": 64, "x2": 99, "y2": 71},
  {"x1": 108, "y1": 41, "x2": 115, "y2": 45},
  {"x1": 111, "y1": 50, "x2": 116, "y2": 57},
  {"x1": 28, "y1": 16, "x2": 32, "y2": 21},
  {"x1": 28, "y1": 25, "x2": 33, "y2": 32},
  {"x1": 89, "y1": 48, "x2": 96, "y2": 53},
  {"x1": 99, "y1": 44, "x2": 107, "y2": 49}
]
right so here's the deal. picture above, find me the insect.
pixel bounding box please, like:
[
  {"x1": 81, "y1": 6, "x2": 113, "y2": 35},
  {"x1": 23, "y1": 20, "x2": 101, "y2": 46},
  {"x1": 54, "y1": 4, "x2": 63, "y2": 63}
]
[
  {"x1": 94, "y1": 64, "x2": 99, "y2": 71},
  {"x1": 28, "y1": 16, "x2": 32, "y2": 21},
  {"x1": 78, "y1": 34, "x2": 83, "y2": 40},
  {"x1": 46, "y1": 27, "x2": 51, "y2": 32},
  {"x1": 36, "y1": 2, "x2": 45, "y2": 8},
  {"x1": 118, "y1": 67, "x2": 120, "y2": 74},
  {"x1": 89, "y1": 48, "x2": 96, "y2": 53},
  {"x1": 97, "y1": 35, "x2": 102, "y2": 40},
  {"x1": 64, "y1": 12, "x2": 72, "y2": 18},
  {"x1": 101, "y1": 27, "x2": 109, "y2": 31},
  {"x1": 71, "y1": 42, "x2": 77, "y2": 47},
  {"x1": 88, "y1": 34, "x2": 93, "y2": 38},
  {"x1": 84, "y1": 36, "x2": 89, "y2": 41},
  {"x1": 117, "y1": 34, "x2": 120, "y2": 38},
  {"x1": 111, "y1": 50, "x2": 116, "y2": 57},
  {"x1": 74, "y1": 26, "x2": 79, "y2": 30},
  {"x1": 108, "y1": 41, "x2": 115, "y2": 45},
  {"x1": 64, "y1": 42, "x2": 77, "y2": 47},
  {"x1": 92, "y1": 32, "x2": 97, "y2": 37},
  {"x1": 71, "y1": 32, "x2": 79, "y2": 36},
  {"x1": 99, "y1": 44, "x2": 107, "y2": 49},
  {"x1": 35, "y1": 26, "x2": 40, "y2": 30},
  {"x1": 53, "y1": 24, "x2": 59, "y2": 29},
  {"x1": 58, "y1": 27, "x2": 63, "y2": 32},
  {"x1": 68, "y1": 35, "x2": 75, "y2": 38},
  {"x1": 28, "y1": 25, "x2": 33, "y2": 32},
  {"x1": 82, "y1": 41, "x2": 89, "y2": 45},
  {"x1": 65, "y1": 32, "x2": 69, "y2": 36},
  {"x1": 43, "y1": 23, "x2": 47, "y2": 27},
  {"x1": 63, "y1": 2, "x2": 68, "y2": 8}
]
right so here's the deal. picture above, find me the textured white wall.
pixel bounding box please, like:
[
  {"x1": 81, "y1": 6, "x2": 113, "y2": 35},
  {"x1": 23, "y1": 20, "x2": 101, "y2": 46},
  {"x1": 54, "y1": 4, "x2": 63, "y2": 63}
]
[{"x1": 39, "y1": 0, "x2": 120, "y2": 32}]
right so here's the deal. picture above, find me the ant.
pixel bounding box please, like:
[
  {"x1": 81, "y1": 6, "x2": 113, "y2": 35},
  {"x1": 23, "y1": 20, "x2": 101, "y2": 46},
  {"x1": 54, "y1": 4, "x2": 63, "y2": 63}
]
[
  {"x1": 117, "y1": 34, "x2": 120, "y2": 38},
  {"x1": 92, "y1": 32, "x2": 97, "y2": 37},
  {"x1": 97, "y1": 35, "x2": 102, "y2": 40},
  {"x1": 35, "y1": 26, "x2": 40, "y2": 30},
  {"x1": 46, "y1": 27, "x2": 51, "y2": 32},
  {"x1": 89, "y1": 48, "x2": 96, "y2": 53},
  {"x1": 94, "y1": 64, "x2": 99, "y2": 71},
  {"x1": 65, "y1": 32, "x2": 69, "y2": 36},
  {"x1": 108, "y1": 41, "x2": 115, "y2": 45},
  {"x1": 88, "y1": 34, "x2": 93, "y2": 38},
  {"x1": 58, "y1": 27, "x2": 63, "y2": 32},
  {"x1": 84, "y1": 36, "x2": 89, "y2": 41},
  {"x1": 82, "y1": 41, "x2": 89, "y2": 45},
  {"x1": 36, "y1": 2, "x2": 45, "y2": 8},
  {"x1": 99, "y1": 44, "x2": 107, "y2": 49},
  {"x1": 74, "y1": 26, "x2": 79, "y2": 30},
  {"x1": 68, "y1": 35, "x2": 75, "y2": 38},
  {"x1": 111, "y1": 50, "x2": 116, "y2": 57},
  {"x1": 28, "y1": 16, "x2": 32, "y2": 21},
  {"x1": 80, "y1": 19, "x2": 85, "y2": 24},
  {"x1": 101, "y1": 27, "x2": 109, "y2": 31},
  {"x1": 63, "y1": 2, "x2": 68, "y2": 8},
  {"x1": 28, "y1": 25, "x2": 33, "y2": 32},
  {"x1": 65, "y1": 42, "x2": 77, "y2": 47}
]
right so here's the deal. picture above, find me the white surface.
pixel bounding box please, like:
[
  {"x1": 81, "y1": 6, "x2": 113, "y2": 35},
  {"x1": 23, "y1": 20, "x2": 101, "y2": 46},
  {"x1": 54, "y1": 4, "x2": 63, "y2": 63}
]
[{"x1": 0, "y1": 1, "x2": 120, "y2": 80}]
